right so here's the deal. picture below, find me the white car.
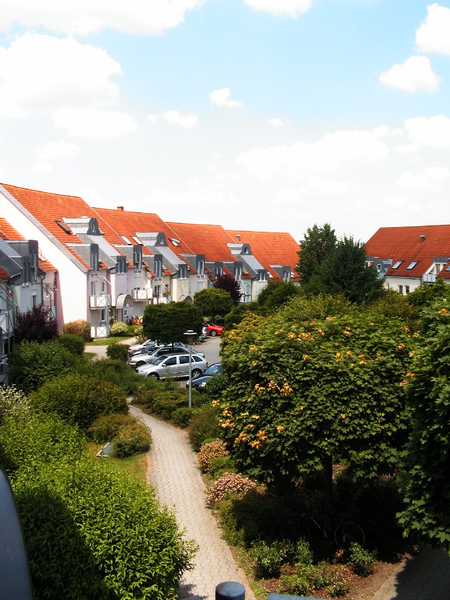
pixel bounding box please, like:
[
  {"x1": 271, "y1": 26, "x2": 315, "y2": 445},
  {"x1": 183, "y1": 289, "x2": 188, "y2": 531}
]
[
  {"x1": 128, "y1": 338, "x2": 158, "y2": 356},
  {"x1": 137, "y1": 353, "x2": 208, "y2": 379}
]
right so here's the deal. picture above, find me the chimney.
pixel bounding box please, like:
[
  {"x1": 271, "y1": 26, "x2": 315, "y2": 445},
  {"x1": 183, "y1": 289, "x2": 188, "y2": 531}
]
[{"x1": 117, "y1": 206, "x2": 124, "y2": 211}]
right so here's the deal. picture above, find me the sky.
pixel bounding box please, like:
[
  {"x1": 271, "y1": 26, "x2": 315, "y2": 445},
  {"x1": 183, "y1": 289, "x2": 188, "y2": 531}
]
[{"x1": 1, "y1": 0, "x2": 450, "y2": 241}]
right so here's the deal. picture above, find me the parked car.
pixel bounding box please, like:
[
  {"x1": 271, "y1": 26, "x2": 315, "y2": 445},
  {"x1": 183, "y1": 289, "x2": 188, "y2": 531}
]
[
  {"x1": 128, "y1": 344, "x2": 204, "y2": 369},
  {"x1": 137, "y1": 353, "x2": 207, "y2": 380},
  {"x1": 205, "y1": 324, "x2": 224, "y2": 337},
  {"x1": 128, "y1": 338, "x2": 158, "y2": 357},
  {"x1": 187, "y1": 363, "x2": 223, "y2": 391}
]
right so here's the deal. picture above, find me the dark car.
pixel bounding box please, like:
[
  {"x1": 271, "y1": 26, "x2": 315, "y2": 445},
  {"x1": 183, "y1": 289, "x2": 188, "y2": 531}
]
[{"x1": 187, "y1": 363, "x2": 223, "y2": 391}]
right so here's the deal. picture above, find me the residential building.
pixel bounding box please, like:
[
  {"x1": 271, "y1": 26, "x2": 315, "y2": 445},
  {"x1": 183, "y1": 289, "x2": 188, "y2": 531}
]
[{"x1": 366, "y1": 225, "x2": 450, "y2": 294}]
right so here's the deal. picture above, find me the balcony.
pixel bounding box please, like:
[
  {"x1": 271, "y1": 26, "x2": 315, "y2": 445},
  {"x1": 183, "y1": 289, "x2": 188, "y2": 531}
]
[
  {"x1": 422, "y1": 273, "x2": 437, "y2": 284},
  {"x1": 89, "y1": 294, "x2": 111, "y2": 309},
  {"x1": 132, "y1": 289, "x2": 149, "y2": 302}
]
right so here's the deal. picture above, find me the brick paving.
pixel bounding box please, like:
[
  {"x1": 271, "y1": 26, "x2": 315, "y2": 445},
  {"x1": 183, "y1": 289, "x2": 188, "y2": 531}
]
[{"x1": 130, "y1": 406, "x2": 255, "y2": 600}]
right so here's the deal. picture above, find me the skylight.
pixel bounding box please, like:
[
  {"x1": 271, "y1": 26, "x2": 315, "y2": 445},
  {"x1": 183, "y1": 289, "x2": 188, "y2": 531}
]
[
  {"x1": 392, "y1": 261, "x2": 402, "y2": 270},
  {"x1": 171, "y1": 239, "x2": 181, "y2": 247},
  {"x1": 121, "y1": 236, "x2": 132, "y2": 245},
  {"x1": 55, "y1": 220, "x2": 72, "y2": 235},
  {"x1": 406, "y1": 261, "x2": 417, "y2": 270}
]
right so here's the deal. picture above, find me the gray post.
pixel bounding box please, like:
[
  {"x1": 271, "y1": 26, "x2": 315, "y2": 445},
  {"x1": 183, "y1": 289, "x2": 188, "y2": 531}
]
[
  {"x1": 0, "y1": 470, "x2": 33, "y2": 599},
  {"x1": 188, "y1": 347, "x2": 192, "y2": 409},
  {"x1": 216, "y1": 581, "x2": 245, "y2": 600}
]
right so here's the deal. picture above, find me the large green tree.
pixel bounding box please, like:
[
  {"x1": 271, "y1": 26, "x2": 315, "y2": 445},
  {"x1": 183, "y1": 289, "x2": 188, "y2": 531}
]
[
  {"x1": 214, "y1": 274, "x2": 241, "y2": 304},
  {"x1": 219, "y1": 296, "x2": 415, "y2": 492},
  {"x1": 257, "y1": 280, "x2": 301, "y2": 312},
  {"x1": 194, "y1": 288, "x2": 234, "y2": 318},
  {"x1": 297, "y1": 224, "x2": 337, "y2": 286},
  {"x1": 398, "y1": 300, "x2": 450, "y2": 552},
  {"x1": 143, "y1": 303, "x2": 202, "y2": 345}
]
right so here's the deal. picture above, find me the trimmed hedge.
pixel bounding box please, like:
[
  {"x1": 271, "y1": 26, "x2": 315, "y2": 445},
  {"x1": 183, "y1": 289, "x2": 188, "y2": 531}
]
[
  {"x1": 113, "y1": 422, "x2": 151, "y2": 458},
  {"x1": 13, "y1": 459, "x2": 194, "y2": 600},
  {"x1": 106, "y1": 343, "x2": 129, "y2": 362},
  {"x1": 31, "y1": 374, "x2": 128, "y2": 431},
  {"x1": 9, "y1": 341, "x2": 78, "y2": 393},
  {"x1": 57, "y1": 334, "x2": 85, "y2": 356}
]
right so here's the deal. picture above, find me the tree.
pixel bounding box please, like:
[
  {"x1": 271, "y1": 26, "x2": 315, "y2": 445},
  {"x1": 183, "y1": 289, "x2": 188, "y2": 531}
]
[
  {"x1": 194, "y1": 288, "x2": 234, "y2": 318},
  {"x1": 219, "y1": 296, "x2": 415, "y2": 493},
  {"x1": 398, "y1": 300, "x2": 450, "y2": 552},
  {"x1": 143, "y1": 303, "x2": 202, "y2": 345},
  {"x1": 214, "y1": 274, "x2": 241, "y2": 304},
  {"x1": 257, "y1": 280, "x2": 301, "y2": 312},
  {"x1": 319, "y1": 237, "x2": 384, "y2": 304},
  {"x1": 14, "y1": 306, "x2": 58, "y2": 343},
  {"x1": 297, "y1": 224, "x2": 337, "y2": 286},
  {"x1": 408, "y1": 278, "x2": 450, "y2": 309}
]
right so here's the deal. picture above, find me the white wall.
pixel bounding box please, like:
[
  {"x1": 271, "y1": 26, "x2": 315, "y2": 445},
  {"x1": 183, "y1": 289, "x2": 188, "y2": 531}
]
[
  {"x1": 251, "y1": 280, "x2": 268, "y2": 302},
  {"x1": 13, "y1": 281, "x2": 43, "y2": 313},
  {"x1": 0, "y1": 188, "x2": 87, "y2": 323},
  {"x1": 384, "y1": 276, "x2": 422, "y2": 294}
]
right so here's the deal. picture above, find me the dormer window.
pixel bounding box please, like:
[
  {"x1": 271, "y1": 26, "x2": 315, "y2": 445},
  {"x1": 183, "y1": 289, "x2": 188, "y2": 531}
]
[
  {"x1": 392, "y1": 261, "x2": 402, "y2": 270},
  {"x1": 90, "y1": 244, "x2": 100, "y2": 271},
  {"x1": 116, "y1": 255, "x2": 128, "y2": 274},
  {"x1": 215, "y1": 263, "x2": 223, "y2": 278},
  {"x1": 282, "y1": 269, "x2": 290, "y2": 282},
  {"x1": 258, "y1": 270, "x2": 267, "y2": 281},
  {"x1": 133, "y1": 245, "x2": 143, "y2": 272},
  {"x1": 87, "y1": 218, "x2": 101, "y2": 236},
  {"x1": 178, "y1": 264, "x2": 188, "y2": 279},
  {"x1": 154, "y1": 255, "x2": 163, "y2": 279}
]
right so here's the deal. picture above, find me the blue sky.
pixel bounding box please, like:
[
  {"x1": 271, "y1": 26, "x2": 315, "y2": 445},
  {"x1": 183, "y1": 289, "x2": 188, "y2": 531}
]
[{"x1": 0, "y1": 0, "x2": 449, "y2": 240}]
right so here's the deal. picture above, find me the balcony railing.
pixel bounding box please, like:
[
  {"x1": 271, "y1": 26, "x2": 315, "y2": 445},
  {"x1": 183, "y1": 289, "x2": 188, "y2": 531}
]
[
  {"x1": 89, "y1": 294, "x2": 111, "y2": 309},
  {"x1": 132, "y1": 289, "x2": 149, "y2": 301},
  {"x1": 90, "y1": 325, "x2": 109, "y2": 339},
  {"x1": 422, "y1": 273, "x2": 437, "y2": 284}
]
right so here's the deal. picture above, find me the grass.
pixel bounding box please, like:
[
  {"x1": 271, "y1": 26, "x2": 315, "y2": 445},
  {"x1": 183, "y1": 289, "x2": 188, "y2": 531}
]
[
  {"x1": 87, "y1": 443, "x2": 148, "y2": 482},
  {"x1": 87, "y1": 336, "x2": 134, "y2": 346},
  {"x1": 84, "y1": 352, "x2": 96, "y2": 360}
]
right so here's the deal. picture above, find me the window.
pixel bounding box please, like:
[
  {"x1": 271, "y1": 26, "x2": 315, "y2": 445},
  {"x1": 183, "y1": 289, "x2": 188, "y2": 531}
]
[
  {"x1": 153, "y1": 285, "x2": 161, "y2": 298},
  {"x1": 164, "y1": 357, "x2": 177, "y2": 366},
  {"x1": 90, "y1": 244, "x2": 99, "y2": 271},
  {"x1": 192, "y1": 355, "x2": 202, "y2": 363},
  {"x1": 179, "y1": 356, "x2": 190, "y2": 365},
  {"x1": 398, "y1": 285, "x2": 403, "y2": 295},
  {"x1": 101, "y1": 280, "x2": 106, "y2": 293},
  {"x1": 405, "y1": 285, "x2": 410, "y2": 294},
  {"x1": 90, "y1": 281, "x2": 96, "y2": 296},
  {"x1": 234, "y1": 262, "x2": 242, "y2": 281},
  {"x1": 215, "y1": 263, "x2": 223, "y2": 278},
  {"x1": 392, "y1": 261, "x2": 402, "y2": 270},
  {"x1": 406, "y1": 261, "x2": 417, "y2": 271},
  {"x1": 154, "y1": 255, "x2": 163, "y2": 279},
  {"x1": 282, "y1": 269, "x2": 290, "y2": 283},
  {"x1": 116, "y1": 255, "x2": 128, "y2": 273},
  {"x1": 196, "y1": 256, "x2": 205, "y2": 276},
  {"x1": 100, "y1": 308, "x2": 106, "y2": 322},
  {"x1": 178, "y1": 264, "x2": 188, "y2": 279},
  {"x1": 258, "y1": 270, "x2": 267, "y2": 281},
  {"x1": 32, "y1": 294, "x2": 37, "y2": 308},
  {"x1": 171, "y1": 239, "x2": 181, "y2": 247},
  {"x1": 133, "y1": 245, "x2": 143, "y2": 272}
]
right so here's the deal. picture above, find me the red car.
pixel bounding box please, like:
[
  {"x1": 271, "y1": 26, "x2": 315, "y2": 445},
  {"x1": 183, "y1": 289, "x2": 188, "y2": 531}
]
[{"x1": 205, "y1": 324, "x2": 224, "y2": 337}]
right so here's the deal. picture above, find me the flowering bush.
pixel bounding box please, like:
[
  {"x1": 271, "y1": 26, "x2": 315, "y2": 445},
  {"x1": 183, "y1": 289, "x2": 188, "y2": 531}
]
[
  {"x1": 64, "y1": 320, "x2": 91, "y2": 341},
  {"x1": 206, "y1": 472, "x2": 257, "y2": 507},
  {"x1": 197, "y1": 439, "x2": 229, "y2": 473},
  {"x1": 111, "y1": 321, "x2": 129, "y2": 336},
  {"x1": 0, "y1": 386, "x2": 30, "y2": 423}
]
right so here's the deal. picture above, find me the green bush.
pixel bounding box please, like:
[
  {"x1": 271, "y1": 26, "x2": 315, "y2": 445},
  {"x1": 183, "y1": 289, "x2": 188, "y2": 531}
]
[
  {"x1": 134, "y1": 382, "x2": 203, "y2": 425},
  {"x1": 295, "y1": 538, "x2": 314, "y2": 565},
  {"x1": 113, "y1": 422, "x2": 151, "y2": 458},
  {"x1": 111, "y1": 321, "x2": 129, "y2": 336},
  {"x1": 171, "y1": 407, "x2": 194, "y2": 428},
  {"x1": 0, "y1": 412, "x2": 85, "y2": 474},
  {"x1": 57, "y1": 333, "x2": 85, "y2": 356},
  {"x1": 280, "y1": 563, "x2": 350, "y2": 598},
  {"x1": 189, "y1": 406, "x2": 220, "y2": 451},
  {"x1": 77, "y1": 358, "x2": 141, "y2": 394},
  {"x1": 64, "y1": 320, "x2": 91, "y2": 341},
  {"x1": 0, "y1": 386, "x2": 30, "y2": 424},
  {"x1": 13, "y1": 459, "x2": 194, "y2": 600},
  {"x1": 31, "y1": 374, "x2": 127, "y2": 431},
  {"x1": 9, "y1": 340, "x2": 78, "y2": 392},
  {"x1": 88, "y1": 414, "x2": 136, "y2": 443},
  {"x1": 208, "y1": 456, "x2": 236, "y2": 478},
  {"x1": 347, "y1": 543, "x2": 376, "y2": 576},
  {"x1": 106, "y1": 343, "x2": 129, "y2": 362},
  {"x1": 249, "y1": 540, "x2": 292, "y2": 578}
]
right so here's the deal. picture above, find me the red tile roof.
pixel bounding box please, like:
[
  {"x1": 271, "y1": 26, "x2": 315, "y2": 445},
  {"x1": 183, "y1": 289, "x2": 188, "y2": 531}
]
[
  {"x1": 167, "y1": 222, "x2": 235, "y2": 263},
  {"x1": 366, "y1": 225, "x2": 450, "y2": 278},
  {"x1": 1, "y1": 184, "x2": 123, "y2": 270},
  {"x1": 0, "y1": 216, "x2": 56, "y2": 273},
  {"x1": 227, "y1": 229, "x2": 300, "y2": 280}
]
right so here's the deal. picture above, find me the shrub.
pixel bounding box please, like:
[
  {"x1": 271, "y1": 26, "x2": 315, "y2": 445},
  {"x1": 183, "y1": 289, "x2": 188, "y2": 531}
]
[
  {"x1": 348, "y1": 543, "x2": 376, "y2": 576},
  {"x1": 132, "y1": 324, "x2": 145, "y2": 342},
  {"x1": 171, "y1": 407, "x2": 194, "y2": 428},
  {"x1": 106, "y1": 343, "x2": 129, "y2": 362},
  {"x1": 189, "y1": 406, "x2": 220, "y2": 451},
  {"x1": 206, "y1": 472, "x2": 258, "y2": 507},
  {"x1": 9, "y1": 340, "x2": 78, "y2": 392},
  {"x1": 88, "y1": 414, "x2": 135, "y2": 444},
  {"x1": 249, "y1": 540, "x2": 291, "y2": 578},
  {"x1": 295, "y1": 538, "x2": 314, "y2": 565},
  {"x1": 64, "y1": 320, "x2": 91, "y2": 341},
  {"x1": 77, "y1": 358, "x2": 141, "y2": 394},
  {"x1": 113, "y1": 422, "x2": 151, "y2": 458},
  {"x1": 0, "y1": 412, "x2": 85, "y2": 474},
  {"x1": 197, "y1": 439, "x2": 229, "y2": 473},
  {"x1": 280, "y1": 563, "x2": 350, "y2": 598},
  {"x1": 208, "y1": 456, "x2": 236, "y2": 478},
  {"x1": 134, "y1": 383, "x2": 202, "y2": 425},
  {"x1": 31, "y1": 374, "x2": 127, "y2": 431},
  {"x1": 14, "y1": 305, "x2": 58, "y2": 343},
  {"x1": 57, "y1": 333, "x2": 85, "y2": 356},
  {"x1": 194, "y1": 288, "x2": 234, "y2": 318},
  {"x1": 13, "y1": 459, "x2": 194, "y2": 600},
  {"x1": 0, "y1": 386, "x2": 30, "y2": 424},
  {"x1": 111, "y1": 321, "x2": 129, "y2": 336}
]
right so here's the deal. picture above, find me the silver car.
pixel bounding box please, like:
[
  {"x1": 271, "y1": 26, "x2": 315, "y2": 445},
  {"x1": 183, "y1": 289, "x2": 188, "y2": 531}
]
[
  {"x1": 129, "y1": 344, "x2": 204, "y2": 369},
  {"x1": 136, "y1": 353, "x2": 207, "y2": 380}
]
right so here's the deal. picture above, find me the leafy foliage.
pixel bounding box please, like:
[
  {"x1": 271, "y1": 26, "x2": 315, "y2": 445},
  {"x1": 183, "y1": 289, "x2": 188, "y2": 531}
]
[
  {"x1": 206, "y1": 472, "x2": 258, "y2": 507},
  {"x1": 297, "y1": 224, "x2": 337, "y2": 286},
  {"x1": 56, "y1": 333, "x2": 85, "y2": 356},
  {"x1": 398, "y1": 300, "x2": 450, "y2": 552},
  {"x1": 111, "y1": 321, "x2": 129, "y2": 336},
  {"x1": 224, "y1": 304, "x2": 256, "y2": 329},
  {"x1": 143, "y1": 302, "x2": 202, "y2": 345},
  {"x1": 113, "y1": 421, "x2": 151, "y2": 458},
  {"x1": 189, "y1": 406, "x2": 221, "y2": 451},
  {"x1": 106, "y1": 343, "x2": 129, "y2": 362},
  {"x1": 194, "y1": 288, "x2": 234, "y2": 318},
  {"x1": 257, "y1": 280, "x2": 301, "y2": 312},
  {"x1": 407, "y1": 278, "x2": 450, "y2": 308},
  {"x1": 88, "y1": 414, "x2": 136, "y2": 443},
  {"x1": 9, "y1": 340, "x2": 78, "y2": 392},
  {"x1": 219, "y1": 296, "x2": 415, "y2": 487},
  {"x1": 347, "y1": 543, "x2": 376, "y2": 576},
  {"x1": 31, "y1": 374, "x2": 127, "y2": 431},
  {"x1": 197, "y1": 439, "x2": 230, "y2": 473},
  {"x1": 76, "y1": 358, "x2": 141, "y2": 394},
  {"x1": 63, "y1": 320, "x2": 91, "y2": 341},
  {"x1": 0, "y1": 385, "x2": 30, "y2": 424},
  {"x1": 14, "y1": 305, "x2": 58, "y2": 343},
  {"x1": 214, "y1": 273, "x2": 241, "y2": 304}
]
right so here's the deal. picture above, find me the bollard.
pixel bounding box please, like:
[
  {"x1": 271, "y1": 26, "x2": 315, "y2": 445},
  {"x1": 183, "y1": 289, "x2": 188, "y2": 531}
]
[{"x1": 216, "y1": 581, "x2": 246, "y2": 600}]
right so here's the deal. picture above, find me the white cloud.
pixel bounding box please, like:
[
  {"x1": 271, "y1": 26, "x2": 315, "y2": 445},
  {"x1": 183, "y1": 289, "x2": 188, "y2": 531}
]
[
  {"x1": 210, "y1": 88, "x2": 242, "y2": 109},
  {"x1": 0, "y1": 33, "x2": 121, "y2": 118},
  {"x1": 416, "y1": 3, "x2": 450, "y2": 55},
  {"x1": 53, "y1": 108, "x2": 137, "y2": 140},
  {"x1": 33, "y1": 140, "x2": 80, "y2": 174},
  {"x1": 243, "y1": 0, "x2": 312, "y2": 17},
  {"x1": 148, "y1": 110, "x2": 199, "y2": 129},
  {"x1": 379, "y1": 56, "x2": 440, "y2": 93},
  {"x1": 397, "y1": 166, "x2": 450, "y2": 192},
  {"x1": 404, "y1": 115, "x2": 450, "y2": 148},
  {"x1": 237, "y1": 128, "x2": 391, "y2": 181},
  {"x1": 268, "y1": 118, "x2": 286, "y2": 128},
  {"x1": 0, "y1": 0, "x2": 203, "y2": 36}
]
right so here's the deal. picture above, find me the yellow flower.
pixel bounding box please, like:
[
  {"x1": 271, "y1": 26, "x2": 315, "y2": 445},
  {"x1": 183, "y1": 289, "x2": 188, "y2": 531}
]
[
  {"x1": 249, "y1": 345, "x2": 258, "y2": 353},
  {"x1": 303, "y1": 354, "x2": 311, "y2": 362},
  {"x1": 439, "y1": 308, "x2": 450, "y2": 317},
  {"x1": 335, "y1": 352, "x2": 343, "y2": 362},
  {"x1": 251, "y1": 414, "x2": 260, "y2": 420},
  {"x1": 257, "y1": 430, "x2": 268, "y2": 441},
  {"x1": 249, "y1": 440, "x2": 262, "y2": 449},
  {"x1": 276, "y1": 425, "x2": 285, "y2": 434},
  {"x1": 211, "y1": 400, "x2": 220, "y2": 408},
  {"x1": 222, "y1": 408, "x2": 232, "y2": 418},
  {"x1": 346, "y1": 350, "x2": 353, "y2": 358},
  {"x1": 288, "y1": 332, "x2": 296, "y2": 340},
  {"x1": 281, "y1": 383, "x2": 294, "y2": 397},
  {"x1": 397, "y1": 343, "x2": 406, "y2": 352}
]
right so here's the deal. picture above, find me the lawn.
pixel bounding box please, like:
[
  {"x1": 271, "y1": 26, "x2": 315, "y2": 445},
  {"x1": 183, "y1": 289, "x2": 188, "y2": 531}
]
[
  {"x1": 87, "y1": 336, "x2": 135, "y2": 346},
  {"x1": 88, "y1": 443, "x2": 148, "y2": 482}
]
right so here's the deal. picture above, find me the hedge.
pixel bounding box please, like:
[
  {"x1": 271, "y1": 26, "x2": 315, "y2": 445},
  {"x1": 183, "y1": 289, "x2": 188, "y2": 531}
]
[
  {"x1": 77, "y1": 358, "x2": 141, "y2": 394},
  {"x1": 13, "y1": 459, "x2": 194, "y2": 600},
  {"x1": 88, "y1": 414, "x2": 136, "y2": 444},
  {"x1": 31, "y1": 374, "x2": 128, "y2": 431},
  {"x1": 64, "y1": 320, "x2": 91, "y2": 341},
  {"x1": 106, "y1": 343, "x2": 129, "y2": 362},
  {"x1": 113, "y1": 422, "x2": 151, "y2": 458},
  {"x1": 57, "y1": 334, "x2": 86, "y2": 356}
]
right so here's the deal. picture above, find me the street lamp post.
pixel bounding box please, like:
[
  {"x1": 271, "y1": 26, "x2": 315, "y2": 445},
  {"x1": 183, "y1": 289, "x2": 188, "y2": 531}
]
[{"x1": 184, "y1": 329, "x2": 197, "y2": 409}]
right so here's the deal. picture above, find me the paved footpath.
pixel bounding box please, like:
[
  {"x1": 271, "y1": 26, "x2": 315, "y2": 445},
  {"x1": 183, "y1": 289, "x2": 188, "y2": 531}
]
[{"x1": 130, "y1": 406, "x2": 255, "y2": 600}]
